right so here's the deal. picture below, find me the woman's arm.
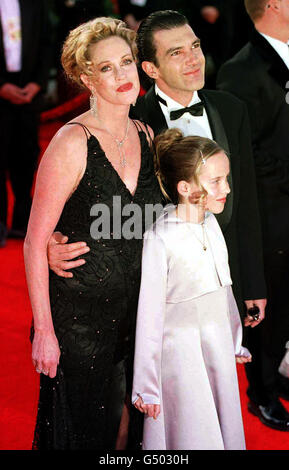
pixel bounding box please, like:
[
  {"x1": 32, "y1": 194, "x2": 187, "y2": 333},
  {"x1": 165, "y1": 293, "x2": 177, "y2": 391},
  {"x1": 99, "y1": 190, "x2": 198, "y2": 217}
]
[{"x1": 24, "y1": 125, "x2": 87, "y2": 378}]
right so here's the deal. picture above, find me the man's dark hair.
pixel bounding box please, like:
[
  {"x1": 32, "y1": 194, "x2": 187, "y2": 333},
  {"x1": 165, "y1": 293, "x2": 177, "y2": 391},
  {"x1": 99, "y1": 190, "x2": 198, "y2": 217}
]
[
  {"x1": 137, "y1": 10, "x2": 188, "y2": 67},
  {"x1": 244, "y1": 0, "x2": 267, "y2": 23}
]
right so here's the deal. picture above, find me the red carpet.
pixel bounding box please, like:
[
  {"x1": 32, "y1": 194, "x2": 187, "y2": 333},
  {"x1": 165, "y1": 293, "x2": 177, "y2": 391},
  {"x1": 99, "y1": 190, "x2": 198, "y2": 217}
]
[
  {"x1": 1, "y1": 241, "x2": 289, "y2": 451},
  {"x1": 0, "y1": 121, "x2": 289, "y2": 451}
]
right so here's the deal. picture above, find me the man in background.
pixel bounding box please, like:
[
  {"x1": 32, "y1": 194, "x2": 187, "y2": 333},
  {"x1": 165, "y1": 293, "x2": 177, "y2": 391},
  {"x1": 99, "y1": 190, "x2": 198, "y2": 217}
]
[
  {"x1": 217, "y1": 0, "x2": 289, "y2": 431},
  {"x1": 0, "y1": 0, "x2": 51, "y2": 246}
]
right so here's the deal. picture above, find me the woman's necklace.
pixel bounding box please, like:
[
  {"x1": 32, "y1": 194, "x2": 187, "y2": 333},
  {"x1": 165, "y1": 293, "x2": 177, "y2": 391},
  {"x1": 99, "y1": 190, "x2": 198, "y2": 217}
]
[{"x1": 99, "y1": 118, "x2": 130, "y2": 168}]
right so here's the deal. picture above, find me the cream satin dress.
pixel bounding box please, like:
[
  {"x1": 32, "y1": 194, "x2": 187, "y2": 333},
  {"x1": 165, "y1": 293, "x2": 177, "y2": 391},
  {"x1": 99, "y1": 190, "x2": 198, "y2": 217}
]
[{"x1": 132, "y1": 206, "x2": 250, "y2": 450}]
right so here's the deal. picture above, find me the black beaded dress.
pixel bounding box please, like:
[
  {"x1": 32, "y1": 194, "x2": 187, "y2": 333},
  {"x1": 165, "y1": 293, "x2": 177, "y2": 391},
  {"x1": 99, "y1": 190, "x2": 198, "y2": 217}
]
[{"x1": 32, "y1": 121, "x2": 163, "y2": 450}]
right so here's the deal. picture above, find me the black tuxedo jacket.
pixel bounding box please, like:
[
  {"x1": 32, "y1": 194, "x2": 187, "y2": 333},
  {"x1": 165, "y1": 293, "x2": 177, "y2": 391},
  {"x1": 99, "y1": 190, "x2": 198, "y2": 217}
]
[
  {"x1": 132, "y1": 85, "x2": 266, "y2": 310},
  {"x1": 217, "y1": 29, "x2": 289, "y2": 253},
  {"x1": 0, "y1": 0, "x2": 51, "y2": 91}
]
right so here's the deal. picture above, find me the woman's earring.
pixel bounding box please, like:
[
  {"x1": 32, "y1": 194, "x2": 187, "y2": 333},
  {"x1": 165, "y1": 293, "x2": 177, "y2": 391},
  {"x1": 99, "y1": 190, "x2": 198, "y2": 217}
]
[{"x1": 90, "y1": 94, "x2": 97, "y2": 118}]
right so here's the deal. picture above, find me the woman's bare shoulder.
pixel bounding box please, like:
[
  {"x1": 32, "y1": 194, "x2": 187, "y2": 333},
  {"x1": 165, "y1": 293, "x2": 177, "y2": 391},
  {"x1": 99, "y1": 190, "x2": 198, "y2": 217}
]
[
  {"x1": 54, "y1": 117, "x2": 90, "y2": 144},
  {"x1": 44, "y1": 118, "x2": 90, "y2": 160}
]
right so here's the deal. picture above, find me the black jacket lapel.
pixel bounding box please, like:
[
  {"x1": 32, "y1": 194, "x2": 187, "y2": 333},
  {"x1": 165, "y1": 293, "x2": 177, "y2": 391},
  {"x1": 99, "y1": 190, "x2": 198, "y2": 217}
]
[
  {"x1": 250, "y1": 29, "x2": 289, "y2": 89},
  {"x1": 199, "y1": 90, "x2": 233, "y2": 231},
  {"x1": 134, "y1": 86, "x2": 168, "y2": 135}
]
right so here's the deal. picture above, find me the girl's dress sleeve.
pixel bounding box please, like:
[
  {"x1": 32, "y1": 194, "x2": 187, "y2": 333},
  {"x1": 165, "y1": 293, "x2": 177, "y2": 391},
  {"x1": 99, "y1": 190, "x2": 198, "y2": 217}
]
[
  {"x1": 227, "y1": 285, "x2": 251, "y2": 359},
  {"x1": 132, "y1": 232, "x2": 167, "y2": 405}
]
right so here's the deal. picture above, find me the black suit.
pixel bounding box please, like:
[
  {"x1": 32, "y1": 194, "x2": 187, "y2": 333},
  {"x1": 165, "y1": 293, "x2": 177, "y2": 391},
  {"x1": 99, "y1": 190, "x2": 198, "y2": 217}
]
[
  {"x1": 0, "y1": 0, "x2": 51, "y2": 233},
  {"x1": 132, "y1": 86, "x2": 266, "y2": 315},
  {"x1": 217, "y1": 29, "x2": 289, "y2": 404}
]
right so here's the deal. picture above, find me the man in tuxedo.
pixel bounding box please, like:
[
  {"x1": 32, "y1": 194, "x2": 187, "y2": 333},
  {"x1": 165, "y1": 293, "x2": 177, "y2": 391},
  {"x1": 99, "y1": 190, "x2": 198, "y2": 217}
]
[
  {"x1": 0, "y1": 0, "x2": 51, "y2": 246},
  {"x1": 217, "y1": 0, "x2": 289, "y2": 431},
  {"x1": 131, "y1": 9, "x2": 266, "y2": 316}
]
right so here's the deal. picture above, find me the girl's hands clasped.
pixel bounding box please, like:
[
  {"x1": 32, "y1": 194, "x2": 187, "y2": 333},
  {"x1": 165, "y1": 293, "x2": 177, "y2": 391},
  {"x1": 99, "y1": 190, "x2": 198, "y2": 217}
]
[{"x1": 134, "y1": 397, "x2": 160, "y2": 420}]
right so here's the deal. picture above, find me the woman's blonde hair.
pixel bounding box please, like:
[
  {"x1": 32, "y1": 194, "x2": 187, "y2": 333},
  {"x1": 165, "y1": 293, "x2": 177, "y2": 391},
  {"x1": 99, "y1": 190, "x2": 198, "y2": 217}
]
[
  {"x1": 61, "y1": 17, "x2": 138, "y2": 87},
  {"x1": 154, "y1": 129, "x2": 224, "y2": 203}
]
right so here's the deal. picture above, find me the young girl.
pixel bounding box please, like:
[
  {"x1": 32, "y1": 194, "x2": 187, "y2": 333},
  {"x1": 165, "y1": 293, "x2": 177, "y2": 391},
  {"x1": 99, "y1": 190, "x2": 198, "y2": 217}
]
[{"x1": 132, "y1": 129, "x2": 251, "y2": 450}]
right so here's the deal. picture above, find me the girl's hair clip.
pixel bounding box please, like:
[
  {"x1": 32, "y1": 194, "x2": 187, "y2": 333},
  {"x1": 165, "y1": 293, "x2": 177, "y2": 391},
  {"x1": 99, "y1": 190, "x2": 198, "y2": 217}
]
[{"x1": 200, "y1": 150, "x2": 206, "y2": 165}]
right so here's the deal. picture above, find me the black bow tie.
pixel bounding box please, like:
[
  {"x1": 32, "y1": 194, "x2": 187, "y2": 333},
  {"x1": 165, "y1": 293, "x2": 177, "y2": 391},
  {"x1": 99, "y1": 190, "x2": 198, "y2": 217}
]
[
  {"x1": 156, "y1": 94, "x2": 204, "y2": 120},
  {"x1": 170, "y1": 102, "x2": 204, "y2": 120}
]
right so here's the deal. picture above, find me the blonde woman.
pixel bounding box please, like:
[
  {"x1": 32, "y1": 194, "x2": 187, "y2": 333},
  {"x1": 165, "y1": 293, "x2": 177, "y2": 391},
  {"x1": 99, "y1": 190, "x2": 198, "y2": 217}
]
[{"x1": 24, "y1": 17, "x2": 162, "y2": 450}]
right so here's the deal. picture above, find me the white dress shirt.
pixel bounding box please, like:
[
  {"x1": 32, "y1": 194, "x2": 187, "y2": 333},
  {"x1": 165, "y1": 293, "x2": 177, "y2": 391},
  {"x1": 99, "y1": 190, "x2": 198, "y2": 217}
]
[
  {"x1": 0, "y1": 0, "x2": 22, "y2": 72},
  {"x1": 155, "y1": 84, "x2": 213, "y2": 139},
  {"x1": 260, "y1": 32, "x2": 289, "y2": 70}
]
